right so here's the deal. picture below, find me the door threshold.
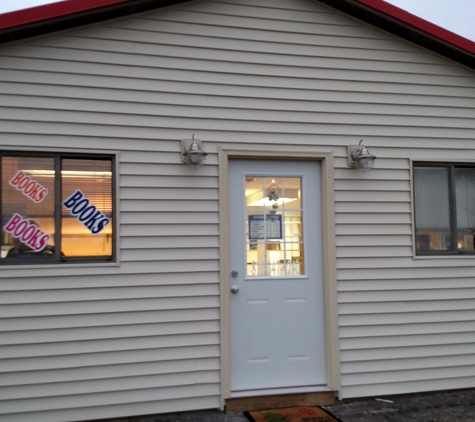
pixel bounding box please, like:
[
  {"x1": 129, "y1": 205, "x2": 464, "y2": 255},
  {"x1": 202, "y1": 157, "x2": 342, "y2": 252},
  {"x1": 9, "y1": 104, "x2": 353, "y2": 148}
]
[
  {"x1": 225, "y1": 390, "x2": 335, "y2": 413},
  {"x1": 231, "y1": 385, "x2": 332, "y2": 398}
]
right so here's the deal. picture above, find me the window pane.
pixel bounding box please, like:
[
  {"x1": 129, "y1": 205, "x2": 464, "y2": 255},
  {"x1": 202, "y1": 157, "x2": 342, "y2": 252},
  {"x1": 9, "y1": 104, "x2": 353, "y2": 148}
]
[
  {"x1": 61, "y1": 158, "x2": 113, "y2": 258},
  {"x1": 245, "y1": 176, "x2": 303, "y2": 276},
  {"x1": 414, "y1": 166, "x2": 453, "y2": 251},
  {"x1": 455, "y1": 167, "x2": 475, "y2": 251},
  {"x1": 1, "y1": 156, "x2": 56, "y2": 261}
]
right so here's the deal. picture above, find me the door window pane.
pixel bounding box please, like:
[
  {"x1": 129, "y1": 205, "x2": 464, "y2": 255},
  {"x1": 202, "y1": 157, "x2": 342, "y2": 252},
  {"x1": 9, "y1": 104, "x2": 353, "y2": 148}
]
[{"x1": 245, "y1": 176, "x2": 303, "y2": 276}]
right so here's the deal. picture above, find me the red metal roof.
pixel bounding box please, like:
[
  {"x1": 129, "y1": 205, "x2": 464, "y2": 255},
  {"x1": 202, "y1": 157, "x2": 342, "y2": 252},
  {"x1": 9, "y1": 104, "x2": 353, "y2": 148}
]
[
  {"x1": 0, "y1": 0, "x2": 129, "y2": 30},
  {"x1": 359, "y1": 0, "x2": 475, "y2": 55}
]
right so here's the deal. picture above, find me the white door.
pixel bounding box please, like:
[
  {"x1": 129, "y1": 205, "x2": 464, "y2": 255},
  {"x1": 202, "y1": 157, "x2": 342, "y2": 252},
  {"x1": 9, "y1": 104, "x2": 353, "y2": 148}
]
[{"x1": 229, "y1": 160, "x2": 327, "y2": 396}]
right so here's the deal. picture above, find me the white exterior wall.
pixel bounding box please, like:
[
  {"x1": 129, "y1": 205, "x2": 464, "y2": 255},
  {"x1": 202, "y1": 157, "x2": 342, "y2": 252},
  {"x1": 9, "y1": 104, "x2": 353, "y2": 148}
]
[{"x1": 1, "y1": 0, "x2": 475, "y2": 420}]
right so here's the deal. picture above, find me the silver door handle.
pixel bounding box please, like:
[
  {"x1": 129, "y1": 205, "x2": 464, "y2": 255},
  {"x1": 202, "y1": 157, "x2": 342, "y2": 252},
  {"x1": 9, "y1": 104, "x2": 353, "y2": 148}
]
[{"x1": 231, "y1": 286, "x2": 239, "y2": 294}]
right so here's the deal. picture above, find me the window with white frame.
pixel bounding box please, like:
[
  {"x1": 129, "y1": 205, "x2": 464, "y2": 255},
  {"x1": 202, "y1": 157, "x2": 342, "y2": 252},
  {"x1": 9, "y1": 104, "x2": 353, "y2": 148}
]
[
  {"x1": 1, "y1": 152, "x2": 114, "y2": 264},
  {"x1": 414, "y1": 163, "x2": 475, "y2": 254}
]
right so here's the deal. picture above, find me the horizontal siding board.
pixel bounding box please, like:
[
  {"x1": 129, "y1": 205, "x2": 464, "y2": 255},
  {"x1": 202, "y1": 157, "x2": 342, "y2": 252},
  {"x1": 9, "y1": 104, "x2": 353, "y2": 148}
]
[
  {"x1": 0, "y1": 396, "x2": 219, "y2": 422},
  {"x1": 2, "y1": 40, "x2": 474, "y2": 89},
  {"x1": 335, "y1": 235, "x2": 412, "y2": 246},
  {"x1": 335, "y1": 225, "x2": 412, "y2": 235},
  {"x1": 1, "y1": 359, "x2": 219, "y2": 390},
  {"x1": 0, "y1": 297, "x2": 220, "y2": 318},
  {"x1": 341, "y1": 354, "x2": 475, "y2": 373},
  {"x1": 5, "y1": 75, "x2": 475, "y2": 111},
  {"x1": 0, "y1": 321, "x2": 220, "y2": 346},
  {"x1": 343, "y1": 365, "x2": 475, "y2": 386},
  {"x1": 0, "y1": 383, "x2": 220, "y2": 414},
  {"x1": 120, "y1": 212, "x2": 218, "y2": 225},
  {"x1": 337, "y1": 257, "x2": 475, "y2": 269},
  {"x1": 341, "y1": 343, "x2": 475, "y2": 362},
  {"x1": 140, "y1": 7, "x2": 420, "y2": 39},
  {"x1": 120, "y1": 163, "x2": 218, "y2": 176},
  {"x1": 339, "y1": 289, "x2": 475, "y2": 302},
  {"x1": 179, "y1": 1, "x2": 358, "y2": 24},
  {"x1": 335, "y1": 180, "x2": 410, "y2": 191},
  {"x1": 338, "y1": 278, "x2": 475, "y2": 291},
  {"x1": 338, "y1": 266, "x2": 475, "y2": 280},
  {"x1": 335, "y1": 213, "x2": 411, "y2": 224},
  {"x1": 121, "y1": 235, "x2": 219, "y2": 248},
  {"x1": 335, "y1": 168, "x2": 410, "y2": 180},
  {"x1": 340, "y1": 310, "x2": 475, "y2": 326},
  {"x1": 98, "y1": 19, "x2": 445, "y2": 54},
  {"x1": 0, "y1": 344, "x2": 220, "y2": 373},
  {"x1": 121, "y1": 224, "x2": 220, "y2": 236},
  {"x1": 335, "y1": 202, "x2": 411, "y2": 213},
  {"x1": 121, "y1": 247, "x2": 219, "y2": 261},
  {"x1": 340, "y1": 321, "x2": 475, "y2": 337},
  {"x1": 0, "y1": 53, "x2": 466, "y2": 87},
  {"x1": 6, "y1": 41, "x2": 464, "y2": 78},
  {"x1": 120, "y1": 200, "x2": 219, "y2": 213},
  {"x1": 0, "y1": 309, "x2": 219, "y2": 331},
  {"x1": 339, "y1": 299, "x2": 475, "y2": 314},
  {"x1": 24, "y1": 27, "x2": 434, "y2": 58},
  {"x1": 116, "y1": 261, "x2": 220, "y2": 274},
  {"x1": 120, "y1": 175, "x2": 218, "y2": 188},
  {"x1": 341, "y1": 377, "x2": 475, "y2": 400},
  {"x1": 340, "y1": 332, "x2": 475, "y2": 350},
  {"x1": 0, "y1": 364, "x2": 219, "y2": 396},
  {"x1": 0, "y1": 372, "x2": 216, "y2": 401},
  {"x1": 5, "y1": 86, "x2": 475, "y2": 122},
  {"x1": 3, "y1": 110, "x2": 475, "y2": 139},
  {"x1": 334, "y1": 157, "x2": 409, "y2": 170},
  {"x1": 335, "y1": 191, "x2": 411, "y2": 202},
  {"x1": 3, "y1": 83, "x2": 475, "y2": 122},
  {"x1": 2, "y1": 64, "x2": 475, "y2": 101},
  {"x1": 0, "y1": 284, "x2": 219, "y2": 304},
  {"x1": 121, "y1": 188, "x2": 219, "y2": 201},
  {"x1": 42, "y1": 31, "x2": 445, "y2": 67},
  {"x1": 336, "y1": 246, "x2": 411, "y2": 258},
  {"x1": 5, "y1": 95, "x2": 475, "y2": 129},
  {"x1": 0, "y1": 332, "x2": 220, "y2": 359},
  {"x1": 0, "y1": 272, "x2": 219, "y2": 290},
  {"x1": 2, "y1": 266, "x2": 211, "y2": 280}
]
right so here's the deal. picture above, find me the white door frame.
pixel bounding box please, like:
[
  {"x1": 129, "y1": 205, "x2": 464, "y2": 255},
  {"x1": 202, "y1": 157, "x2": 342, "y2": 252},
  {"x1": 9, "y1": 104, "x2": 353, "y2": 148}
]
[{"x1": 218, "y1": 148, "x2": 340, "y2": 404}]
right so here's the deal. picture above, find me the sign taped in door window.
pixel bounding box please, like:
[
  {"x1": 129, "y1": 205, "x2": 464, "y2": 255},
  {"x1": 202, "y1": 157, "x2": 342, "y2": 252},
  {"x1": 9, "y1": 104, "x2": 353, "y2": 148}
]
[{"x1": 248, "y1": 214, "x2": 282, "y2": 239}]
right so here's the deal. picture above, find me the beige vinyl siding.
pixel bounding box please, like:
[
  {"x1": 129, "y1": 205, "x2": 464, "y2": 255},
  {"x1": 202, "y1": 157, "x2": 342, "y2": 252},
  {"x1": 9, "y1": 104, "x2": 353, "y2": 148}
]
[{"x1": 1, "y1": 0, "x2": 475, "y2": 419}]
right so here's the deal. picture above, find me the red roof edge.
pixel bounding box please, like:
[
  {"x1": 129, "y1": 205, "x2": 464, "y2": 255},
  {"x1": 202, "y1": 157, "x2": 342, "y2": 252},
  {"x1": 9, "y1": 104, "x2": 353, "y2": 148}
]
[
  {"x1": 359, "y1": 0, "x2": 475, "y2": 55},
  {"x1": 0, "y1": 0, "x2": 130, "y2": 31}
]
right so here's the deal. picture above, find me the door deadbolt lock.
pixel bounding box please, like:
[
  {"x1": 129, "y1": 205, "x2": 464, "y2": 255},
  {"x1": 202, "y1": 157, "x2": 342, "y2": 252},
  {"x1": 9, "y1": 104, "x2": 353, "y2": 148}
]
[{"x1": 231, "y1": 270, "x2": 238, "y2": 278}]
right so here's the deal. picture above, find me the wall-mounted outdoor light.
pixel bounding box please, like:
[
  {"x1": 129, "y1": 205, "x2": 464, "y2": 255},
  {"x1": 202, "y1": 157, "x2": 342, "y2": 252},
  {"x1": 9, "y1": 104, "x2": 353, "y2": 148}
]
[
  {"x1": 348, "y1": 140, "x2": 377, "y2": 173},
  {"x1": 181, "y1": 134, "x2": 207, "y2": 169}
]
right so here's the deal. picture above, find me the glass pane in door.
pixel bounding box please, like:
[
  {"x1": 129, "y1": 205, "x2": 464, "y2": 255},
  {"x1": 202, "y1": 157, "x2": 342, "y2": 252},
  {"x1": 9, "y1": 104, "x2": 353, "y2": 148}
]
[{"x1": 245, "y1": 176, "x2": 304, "y2": 276}]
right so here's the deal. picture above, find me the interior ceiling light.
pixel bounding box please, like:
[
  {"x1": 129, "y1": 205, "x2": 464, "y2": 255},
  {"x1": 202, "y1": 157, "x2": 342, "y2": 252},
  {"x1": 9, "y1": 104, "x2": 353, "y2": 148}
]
[{"x1": 248, "y1": 197, "x2": 298, "y2": 207}]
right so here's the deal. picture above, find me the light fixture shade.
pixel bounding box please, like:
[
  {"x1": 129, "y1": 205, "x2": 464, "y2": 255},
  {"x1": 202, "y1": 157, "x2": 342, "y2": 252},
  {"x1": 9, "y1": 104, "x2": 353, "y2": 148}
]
[
  {"x1": 348, "y1": 140, "x2": 377, "y2": 172},
  {"x1": 181, "y1": 136, "x2": 208, "y2": 168}
]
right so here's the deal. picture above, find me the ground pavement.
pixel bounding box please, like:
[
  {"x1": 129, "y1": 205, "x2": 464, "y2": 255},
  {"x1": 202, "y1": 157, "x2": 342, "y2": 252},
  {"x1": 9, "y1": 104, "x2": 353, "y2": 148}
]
[{"x1": 87, "y1": 389, "x2": 475, "y2": 422}]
